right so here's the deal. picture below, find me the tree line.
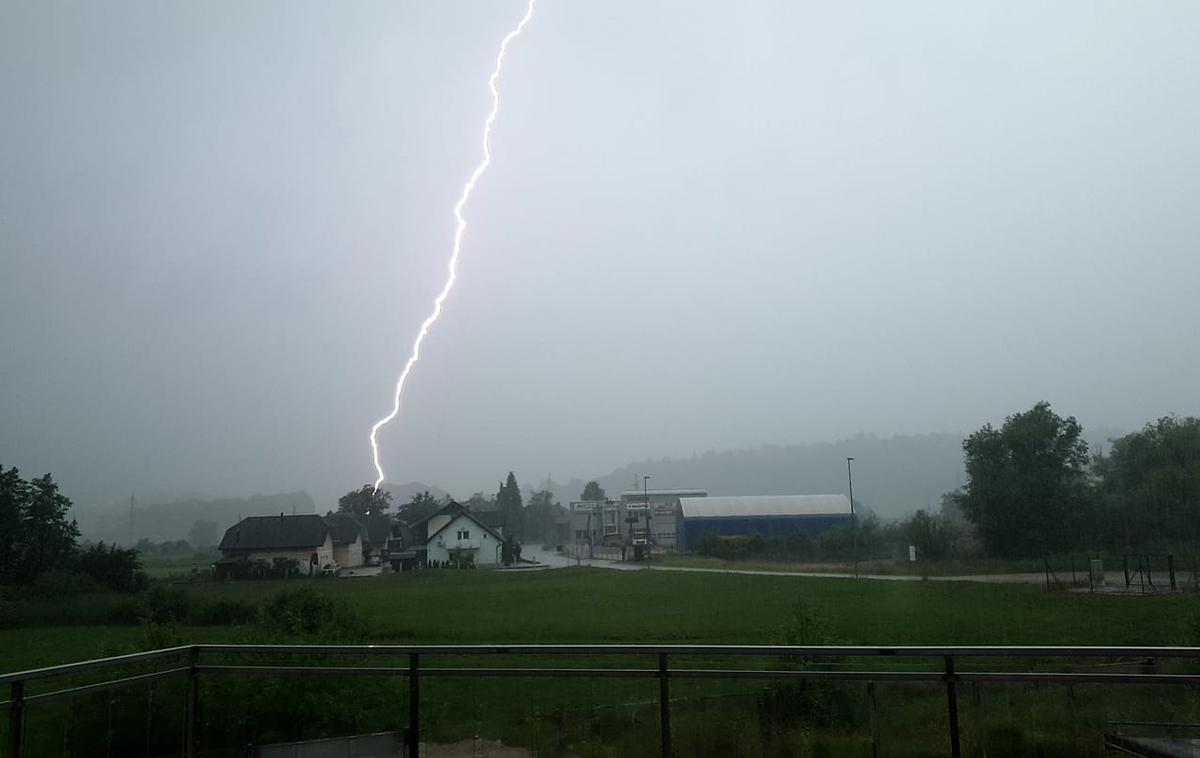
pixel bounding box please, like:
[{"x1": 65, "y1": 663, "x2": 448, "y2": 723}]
[
  {"x1": 696, "y1": 403, "x2": 1199, "y2": 565},
  {"x1": 336, "y1": 472, "x2": 604, "y2": 547},
  {"x1": 947, "y1": 403, "x2": 1200, "y2": 559},
  {"x1": 1, "y1": 464, "x2": 147, "y2": 592}
]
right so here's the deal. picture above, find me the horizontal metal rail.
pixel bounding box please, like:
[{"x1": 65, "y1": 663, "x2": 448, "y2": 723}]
[
  {"x1": 1, "y1": 666, "x2": 191, "y2": 708},
  {"x1": 192, "y1": 643, "x2": 1200, "y2": 658},
  {"x1": 0, "y1": 645, "x2": 190, "y2": 686},
  {"x1": 5, "y1": 644, "x2": 1200, "y2": 758}
]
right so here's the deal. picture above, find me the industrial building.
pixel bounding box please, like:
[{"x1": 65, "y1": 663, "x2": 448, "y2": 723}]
[
  {"x1": 568, "y1": 488, "x2": 707, "y2": 557},
  {"x1": 676, "y1": 494, "x2": 852, "y2": 551}
]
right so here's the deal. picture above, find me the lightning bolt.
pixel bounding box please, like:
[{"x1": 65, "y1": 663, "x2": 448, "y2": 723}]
[{"x1": 369, "y1": 0, "x2": 537, "y2": 491}]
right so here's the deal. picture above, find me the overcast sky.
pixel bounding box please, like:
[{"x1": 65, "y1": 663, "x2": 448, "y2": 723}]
[{"x1": 2, "y1": 1, "x2": 1198, "y2": 509}]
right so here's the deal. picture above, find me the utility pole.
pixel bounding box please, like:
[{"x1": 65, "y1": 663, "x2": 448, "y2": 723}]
[
  {"x1": 643, "y1": 475, "x2": 651, "y2": 570},
  {"x1": 847, "y1": 457, "x2": 857, "y2": 578},
  {"x1": 128, "y1": 493, "x2": 135, "y2": 546}
]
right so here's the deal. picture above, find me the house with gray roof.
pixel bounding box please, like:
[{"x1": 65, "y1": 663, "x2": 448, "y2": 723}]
[{"x1": 217, "y1": 512, "x2": 369, "y2": 578}]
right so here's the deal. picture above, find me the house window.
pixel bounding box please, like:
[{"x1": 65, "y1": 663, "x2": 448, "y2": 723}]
[{"x1": 457, "y1": 529, "x2": 471, "y2": 540}]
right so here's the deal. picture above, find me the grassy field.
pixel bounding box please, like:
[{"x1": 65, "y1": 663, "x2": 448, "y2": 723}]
[
  {"x1": 138, "y1": 550, "x2": 220, "y2": 580},
  {"x1": 5, "y1": 568, "x2": 1200, "y2": 756},
  {"x1": 5, "y1": 567, "x2": 1200, "y2": 669}
]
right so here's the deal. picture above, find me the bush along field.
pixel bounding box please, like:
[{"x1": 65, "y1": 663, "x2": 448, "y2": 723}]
[{"x1": 5, "y1": 568, "x2": 1200, "y2": 756}]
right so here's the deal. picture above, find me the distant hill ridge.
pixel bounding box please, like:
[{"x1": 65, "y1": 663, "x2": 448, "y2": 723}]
[
  {"x1": 82, "y1": 491, "x2": 316, "y2": 545},
  {"x1": 554, "y1": 428, "x2": 1122, "y2": 519}
]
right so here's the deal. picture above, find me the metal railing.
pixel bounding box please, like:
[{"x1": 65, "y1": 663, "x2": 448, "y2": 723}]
[{"x1": 5, "y1": 644, "x2": 1200, "y2": 758}]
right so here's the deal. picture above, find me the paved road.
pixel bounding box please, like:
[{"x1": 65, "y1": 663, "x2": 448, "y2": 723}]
[{"x1": 519, "y1": 548, "x2": 1187, "y2": 591}]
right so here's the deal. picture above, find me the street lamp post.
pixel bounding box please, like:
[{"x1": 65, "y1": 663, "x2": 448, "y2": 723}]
[
  {"x1": 643, "y1": 475, "x2": 651, "y2": 570},
  {"x1": 846, "y1": 457, "x2": 857, "y2": 577}
]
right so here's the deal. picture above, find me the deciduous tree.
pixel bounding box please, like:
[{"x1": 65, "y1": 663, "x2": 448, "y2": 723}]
[
  {"x1": 955, "y1": 402, "x2": 1089, "y2": 558},
  {"x1": 580, "y1": 480, "x2": 605, "y2": 502},
  {"x1": 399, "y1": 491, "x2": 441, "y2": 525},
  {"x1": 337, "y1": 485, "x2": 392, "y2": 518},
  {"x1": 1096, "y1": 416, "x2": 1200, "y2": 551}
]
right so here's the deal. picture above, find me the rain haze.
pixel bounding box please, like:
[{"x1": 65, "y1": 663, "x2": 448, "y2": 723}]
[{"x1": 2, "y1": 0, "x2": 1198, "y2": 514}]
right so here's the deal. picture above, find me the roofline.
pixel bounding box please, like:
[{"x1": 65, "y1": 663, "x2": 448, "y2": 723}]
[
  {"x1": 425, "y1": 509, "x2": 505, "y2": 544},
  {"x1": 217, "y1": 529, "x2": 332, "y2": 551},
  {"x1": 406, "y1": 500, "x2": 461, "y2": 529}
]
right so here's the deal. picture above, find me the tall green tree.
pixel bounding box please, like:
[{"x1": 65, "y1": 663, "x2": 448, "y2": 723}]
[
  {"x1": 954, "y1": 402, "x2": 1090, "y2": 558},
  {"x1": 496, "y1": 472, "x2": 524, "y2": 541},
  {"x1": 337, "y1": 485, "x2": 392, "y2": 518},
  {"x1": 580, "y1": 480, "x2": 606, "y2": 502},
  {"x1": 525, "y1": 490, "x2": 563, "y2": 544},
  {"x1": 21, "y1": 473, "x2": 80, "y2": 581},
  {"x1": 0, "y1": 467, "x2": 80, "y2": 584},
  {"x1": 399, "y1": 491, "x2": 442, "y2": 525},
  {"x1": 0, "y1": 464, "x2": 27, "y2": 584},
  {"x1": 1095, "y1": 416, "x2": 1200, "y2": 551}
]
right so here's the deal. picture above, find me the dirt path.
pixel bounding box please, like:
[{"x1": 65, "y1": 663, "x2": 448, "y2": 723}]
[{"x1": 521, "y1": 548, "x2": 1189, "y2": 590}]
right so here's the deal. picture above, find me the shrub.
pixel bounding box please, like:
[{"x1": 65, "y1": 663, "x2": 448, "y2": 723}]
[
  {"x1": 759, "y1": 597, "x2": 857, "y2": 730},
  {"x1": 29, "y1": 569, "x2": 103, "y2": 598},
  {"x1": 257, "y1": 587, "x2": 364, "y2": 640},
  {"x1": 140, "y1": 586, "x2": 191, "y2": 624},
  {"x1": 77, "y1": 542, "x2": 148, "y2": 593}
]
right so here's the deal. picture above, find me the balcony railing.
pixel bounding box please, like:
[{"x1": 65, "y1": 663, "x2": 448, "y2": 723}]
[{"x1": 4, "y1": 644, "x2": 1200, "y2": 757}]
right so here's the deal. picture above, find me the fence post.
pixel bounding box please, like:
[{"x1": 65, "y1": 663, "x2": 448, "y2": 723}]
[
  {"x1": 1123, "y1": 554, "x2": 1130, "y2": 588},
  {"x1": 185, "y1": 648, "x2": 199, "y2": 758},
  {"x1": 945, "y1": 656, "x2": 961, "y2": 758},
  {"x1": 658, "y1": 653, "x2": 672, "y2": 758},
  {"x1": 8, "y1": 680, "x2": 24, "y2": 758},
  {"x1": 867, "y1": 681, "x2": 880, "y2": 758},
  {"x1": 971, "y1": 682, "x2": 986, "y2": 758},
  {"x1": 409, "y1": 653, "x2": 420, "y2": 758},
  {"x1": 1168, "y1": 554, "x2": 1176, "y2": 591}
]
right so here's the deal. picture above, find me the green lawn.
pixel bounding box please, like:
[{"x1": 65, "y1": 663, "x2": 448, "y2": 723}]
[
  {"x1": 5, "y1": 568, "x2": 1200, "y2": 672},
  {"x1": 5, "y1": 568, "x2": 1200, "y2": 756},
  {"x1": 195, "y1": 566, "x2": 1200, "y2": 645}
]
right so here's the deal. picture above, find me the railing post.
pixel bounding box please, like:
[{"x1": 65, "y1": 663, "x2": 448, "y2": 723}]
[
  {"x1": 867, "y1": 681, "x2": 880, "y2": 758},
  {"x1": 8, "y1": 680, "x2": 24, "y2": 758},
  {"x1": 971, "y1": 682, "x2": 986, "y2": 758},
  {"x1": 944, "y1": 656, "x2": 961, "y2": 758},
  {"x1": 408, "y1": 653, "x2": 420, "y2": 758},
  {"x1": 185, "y1": 647, "x2": 199, "y2": 758},
  {"x1": 658, "y1": 653, "x2": 671, "y2": 758}
]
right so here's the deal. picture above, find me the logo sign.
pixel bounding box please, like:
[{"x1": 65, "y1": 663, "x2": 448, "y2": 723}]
[
  {"x1": 625, "y1": 502, "x2": 649, "y2": 511},
  {"x1": 571, "y1": 502, "x2": 597, "y2": 513}
]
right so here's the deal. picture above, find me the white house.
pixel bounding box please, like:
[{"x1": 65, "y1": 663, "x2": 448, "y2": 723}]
[{"x1": 424, "y1": 509, "x2": 505, "y2": 567}]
